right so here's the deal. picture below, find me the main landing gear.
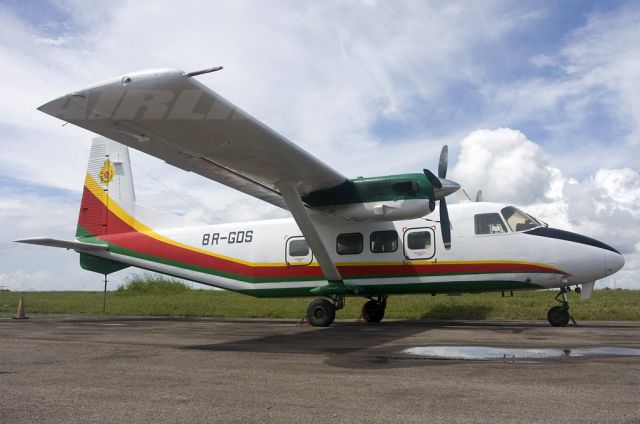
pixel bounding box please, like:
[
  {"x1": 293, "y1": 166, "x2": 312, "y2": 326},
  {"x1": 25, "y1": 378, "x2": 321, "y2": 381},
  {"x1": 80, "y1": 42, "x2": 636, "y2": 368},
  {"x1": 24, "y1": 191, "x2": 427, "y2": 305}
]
[
  {"x1": 361, "y1": 295, "x2": 388, "y2": 323},
  {"x1": 306, "y1": 295, "x2": 344, "y2": 327},
  {"x1": 547, "y1": 287, "x2": 574, "y2": 327},
  {"x1": 305, "y1": 295, "x2": 389, "y2": 327}
]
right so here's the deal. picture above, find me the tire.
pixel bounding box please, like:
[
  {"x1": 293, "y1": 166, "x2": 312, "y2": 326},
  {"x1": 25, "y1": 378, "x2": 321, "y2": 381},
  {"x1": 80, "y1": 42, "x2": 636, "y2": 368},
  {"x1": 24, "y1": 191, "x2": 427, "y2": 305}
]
[
  {"x1": 307, "y1": 299, "x2": 336, "y2": 327},
  {"x1": 547, "y1": 305, "x2": 570, "y2": 327},
  {"x1": 362, "y1": 299, "x2": 385, "y2": 323}
]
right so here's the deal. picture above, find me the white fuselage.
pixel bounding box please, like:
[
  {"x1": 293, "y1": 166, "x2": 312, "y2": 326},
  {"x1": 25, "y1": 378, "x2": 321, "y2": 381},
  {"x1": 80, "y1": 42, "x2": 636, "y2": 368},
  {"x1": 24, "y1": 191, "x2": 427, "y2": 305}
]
[{"x1": 88, "y1": 202, "x2": 624, "y2": 298}]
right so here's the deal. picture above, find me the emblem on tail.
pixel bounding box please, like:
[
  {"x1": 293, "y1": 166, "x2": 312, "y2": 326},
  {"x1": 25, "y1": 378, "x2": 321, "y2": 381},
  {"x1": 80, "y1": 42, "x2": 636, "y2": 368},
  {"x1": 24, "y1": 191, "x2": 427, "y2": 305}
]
[{"x1": 99, "y1": 159, "x2": 115, "y2": 184}]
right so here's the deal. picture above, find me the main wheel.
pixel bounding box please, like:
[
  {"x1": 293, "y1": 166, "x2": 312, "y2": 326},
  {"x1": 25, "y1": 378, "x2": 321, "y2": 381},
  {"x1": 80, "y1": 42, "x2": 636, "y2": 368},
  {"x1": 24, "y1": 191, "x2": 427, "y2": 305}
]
[
  {"x1": 307, "y1": 299, "x2": 336, "y2": 327},
  {"x1": 547, "y1": 305, "x2": 570, "y2": 327},
  {"x1": 362, "y1": 299, "x2": 385, "y2": 323}
]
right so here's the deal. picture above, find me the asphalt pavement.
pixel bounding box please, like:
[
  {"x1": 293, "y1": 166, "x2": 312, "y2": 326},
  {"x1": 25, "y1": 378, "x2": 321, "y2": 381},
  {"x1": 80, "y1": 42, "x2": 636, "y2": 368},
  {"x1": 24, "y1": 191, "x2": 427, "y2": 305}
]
[{"x1": 1, "y1": 315, "x2": 639, "y2": 423}]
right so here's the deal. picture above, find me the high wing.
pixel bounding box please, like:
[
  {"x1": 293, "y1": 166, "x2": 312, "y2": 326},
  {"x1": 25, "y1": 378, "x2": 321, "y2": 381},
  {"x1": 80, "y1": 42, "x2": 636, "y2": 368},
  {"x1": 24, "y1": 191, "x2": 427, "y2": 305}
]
[
  {"x1": 38, "y1": 68, "x2": 347, "y2": 209},
  {"x1": 38, "y1": 67, "x2": 347, "y2": 283}
]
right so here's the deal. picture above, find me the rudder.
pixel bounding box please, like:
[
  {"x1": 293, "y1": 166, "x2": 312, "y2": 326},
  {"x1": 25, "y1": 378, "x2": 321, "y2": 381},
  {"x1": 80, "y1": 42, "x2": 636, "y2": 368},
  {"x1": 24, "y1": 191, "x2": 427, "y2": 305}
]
[{"x1": 76, "y1": 137, "x2": 136, "y2": 238}]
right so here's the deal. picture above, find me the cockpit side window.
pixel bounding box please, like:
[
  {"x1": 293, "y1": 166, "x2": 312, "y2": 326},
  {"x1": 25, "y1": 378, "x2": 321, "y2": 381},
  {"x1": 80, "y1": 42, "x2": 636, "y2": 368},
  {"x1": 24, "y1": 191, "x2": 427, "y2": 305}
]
[
  {"x1": 474, "y1": 213, "x2": 508, "y2": 235},
  {"x1": 501, "y1": 206, "x2": 540, "y2": 232}
]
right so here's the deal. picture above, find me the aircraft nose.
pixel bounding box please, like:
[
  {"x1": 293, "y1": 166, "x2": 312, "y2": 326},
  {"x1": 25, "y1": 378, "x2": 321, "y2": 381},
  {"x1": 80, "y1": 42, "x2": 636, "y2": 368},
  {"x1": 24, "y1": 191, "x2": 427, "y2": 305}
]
[{"x1": 604, "y1": 250, "x2": 625, "y2": 276}]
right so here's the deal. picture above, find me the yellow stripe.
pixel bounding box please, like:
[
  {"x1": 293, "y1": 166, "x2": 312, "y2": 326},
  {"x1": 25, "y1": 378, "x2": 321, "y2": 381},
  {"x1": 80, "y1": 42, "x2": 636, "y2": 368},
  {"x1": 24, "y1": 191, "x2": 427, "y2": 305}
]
[
  {"x1": 85, "y1": 174, "x2": 280, "y2": 267},
  {"x1": 84, "y1": 174, "x2": 565, "y2": 274}
]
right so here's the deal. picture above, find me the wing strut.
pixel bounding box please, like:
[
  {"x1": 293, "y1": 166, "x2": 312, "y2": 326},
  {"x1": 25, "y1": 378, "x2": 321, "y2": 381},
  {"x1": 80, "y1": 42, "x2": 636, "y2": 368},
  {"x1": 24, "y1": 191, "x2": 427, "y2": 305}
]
[{"x1": 276, "y1": 181, "x2": 343, "y2": 285}]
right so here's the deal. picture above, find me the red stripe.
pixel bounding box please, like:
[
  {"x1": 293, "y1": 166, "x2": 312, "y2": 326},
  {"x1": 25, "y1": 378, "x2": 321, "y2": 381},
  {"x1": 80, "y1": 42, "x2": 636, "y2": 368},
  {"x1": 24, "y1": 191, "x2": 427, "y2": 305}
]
[{"x1": 83, "y1": 187, "x2": 562, "y2": 279}]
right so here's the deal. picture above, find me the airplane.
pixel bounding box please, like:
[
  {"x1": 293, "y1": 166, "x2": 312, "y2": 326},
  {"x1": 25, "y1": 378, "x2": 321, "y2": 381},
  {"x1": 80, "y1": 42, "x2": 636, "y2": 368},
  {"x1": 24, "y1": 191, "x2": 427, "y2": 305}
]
[{"x1": 16, "y1": 67, "x2": 625, "y2": 327}]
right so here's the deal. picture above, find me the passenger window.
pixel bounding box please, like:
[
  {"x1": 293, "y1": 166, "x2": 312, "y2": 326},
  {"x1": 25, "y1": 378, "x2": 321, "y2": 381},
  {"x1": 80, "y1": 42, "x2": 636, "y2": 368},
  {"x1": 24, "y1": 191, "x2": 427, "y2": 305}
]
[
  {"x1": 288, "y1": 239, "x2": 309, "y2": 257},
  {"x1": 370, "y1": 230, "x2": 398, "y2": 253},
  {"x1": 337, "y1": 233, "x2": 363, "y2": 255},
  {"x1": 404, "y1": 228, "x2": 435, "y2": 260},
  {"x1": 407, "y1": 231, "x2": 431, "y2": 250},
  {"x1": 474, "y1": 213, "x2": 508, "y2": 235},
  {"x1": 285, "y1": 237, "x2": 312, "y2": 266}
]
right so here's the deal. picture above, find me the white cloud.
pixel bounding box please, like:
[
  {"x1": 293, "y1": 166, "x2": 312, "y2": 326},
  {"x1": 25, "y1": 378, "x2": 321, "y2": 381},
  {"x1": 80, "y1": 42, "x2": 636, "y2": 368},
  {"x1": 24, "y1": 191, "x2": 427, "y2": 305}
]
[
  {"x1": 0, "y1": 1, "x2": 552, "y2": 190},
  {"x1": 0, "y1": 1, "x2": 638, "y2": 292},
  {"x1": 0, "y1": 187, "x2": 113, "y2": 291},
  {"x1": 486, "y1": 5, "x2": 640, "y2": 175},
  {"x1": 34, "y1": 35, "x2": 74, "y2": 46},
  {"x1": 0, "y1": 185, "x2": 171, "y2": 291},
  {"x1": 451, "y1": 128, "x2": 552, "y2": 204},
  {"x1": 452, "y1": 127, "x2": 640, "y2": 288},
  {"x1": 563, "y1": 168, "x2": 640, "y2": 254}
]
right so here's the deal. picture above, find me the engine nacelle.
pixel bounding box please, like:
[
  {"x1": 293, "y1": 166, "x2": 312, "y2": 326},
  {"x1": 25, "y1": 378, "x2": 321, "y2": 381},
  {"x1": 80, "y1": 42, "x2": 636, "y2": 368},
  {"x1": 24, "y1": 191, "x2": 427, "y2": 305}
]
[
  {"x1": 315, "y1": 199, "x2": 435, "y2": 221},
  {"x1": 302, "y1": 173, "x2": 438, "y2": 221}
]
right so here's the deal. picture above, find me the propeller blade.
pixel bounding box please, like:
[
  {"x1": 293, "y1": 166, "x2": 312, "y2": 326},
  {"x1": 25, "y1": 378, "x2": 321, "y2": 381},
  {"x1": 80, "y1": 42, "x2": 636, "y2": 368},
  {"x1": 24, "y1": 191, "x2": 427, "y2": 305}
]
[
  {"x1": 440, "y1": 198, "x2": 451, "y2": 250},
  {"x1": 427, "y1": 145, "x2": 456, "y2": 249},
  {"x1": 438, "y1": 145, "x2": 448, "y2": 179},
  {"x1": 476, "y1": 190, "x2": 483, "y2": 202},
  {"x1": 423, "y1": 169, "x2": 442, "y2": 189}
]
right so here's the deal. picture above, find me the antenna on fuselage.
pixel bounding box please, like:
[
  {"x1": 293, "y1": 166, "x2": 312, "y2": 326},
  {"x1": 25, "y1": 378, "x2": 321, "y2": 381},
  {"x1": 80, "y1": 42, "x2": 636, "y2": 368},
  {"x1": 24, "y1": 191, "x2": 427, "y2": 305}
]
[{"x1": 184, "y1": 66, "x2": 223, "y2": 77}]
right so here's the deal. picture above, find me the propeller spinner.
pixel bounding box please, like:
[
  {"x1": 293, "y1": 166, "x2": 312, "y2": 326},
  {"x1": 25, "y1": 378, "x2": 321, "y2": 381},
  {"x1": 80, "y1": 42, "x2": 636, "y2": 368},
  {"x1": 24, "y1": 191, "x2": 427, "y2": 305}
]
[{"x1": 423, "y1": 145, "x2": 460, "y2": 250}]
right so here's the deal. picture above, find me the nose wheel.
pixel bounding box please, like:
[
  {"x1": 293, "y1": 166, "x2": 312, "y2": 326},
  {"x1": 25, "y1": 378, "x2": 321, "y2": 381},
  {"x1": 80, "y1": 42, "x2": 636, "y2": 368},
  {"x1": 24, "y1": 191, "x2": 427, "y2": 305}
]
[{"x1": 547, "y1": 287, "x2": 574, "y2": 327}]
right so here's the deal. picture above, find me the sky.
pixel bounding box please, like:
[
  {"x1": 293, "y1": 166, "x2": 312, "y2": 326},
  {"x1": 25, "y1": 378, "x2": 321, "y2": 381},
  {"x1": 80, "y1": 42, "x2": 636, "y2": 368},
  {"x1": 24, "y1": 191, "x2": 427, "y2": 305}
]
[{"x1": 0, "y1": 0, "x2": 639, "y2": 291}]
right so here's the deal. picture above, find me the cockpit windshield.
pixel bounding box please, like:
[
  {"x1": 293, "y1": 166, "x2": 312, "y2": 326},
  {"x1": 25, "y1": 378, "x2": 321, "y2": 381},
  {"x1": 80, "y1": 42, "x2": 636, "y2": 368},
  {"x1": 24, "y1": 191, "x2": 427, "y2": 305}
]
[{"x1": 501, "y1": 206, "x2": 541, "y2": 232}]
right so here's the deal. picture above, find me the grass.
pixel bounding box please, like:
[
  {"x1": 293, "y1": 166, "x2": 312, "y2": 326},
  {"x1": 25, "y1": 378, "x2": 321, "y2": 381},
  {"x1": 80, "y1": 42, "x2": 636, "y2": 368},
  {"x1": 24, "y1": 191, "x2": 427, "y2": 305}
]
[
  {"x1": 116, "y1": 274, "x2": 192, "y2": 295},
  {"x1": 0, "y1": 274, "x2": 638, "y2": 321}
]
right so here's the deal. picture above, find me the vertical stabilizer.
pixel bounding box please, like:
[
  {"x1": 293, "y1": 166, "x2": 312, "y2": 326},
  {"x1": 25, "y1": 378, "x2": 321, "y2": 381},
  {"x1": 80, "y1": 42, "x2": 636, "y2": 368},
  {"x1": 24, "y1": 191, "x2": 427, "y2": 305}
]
[{"x1": 76, "y1": 137, "x2": 135, "y2": 238}]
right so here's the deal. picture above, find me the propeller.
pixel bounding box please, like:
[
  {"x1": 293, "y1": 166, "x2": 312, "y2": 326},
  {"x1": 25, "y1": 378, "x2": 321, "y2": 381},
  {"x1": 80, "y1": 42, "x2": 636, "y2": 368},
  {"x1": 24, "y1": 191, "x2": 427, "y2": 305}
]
[{"x1": 423, "y1": 145, "x2": 460, "y2": 250}]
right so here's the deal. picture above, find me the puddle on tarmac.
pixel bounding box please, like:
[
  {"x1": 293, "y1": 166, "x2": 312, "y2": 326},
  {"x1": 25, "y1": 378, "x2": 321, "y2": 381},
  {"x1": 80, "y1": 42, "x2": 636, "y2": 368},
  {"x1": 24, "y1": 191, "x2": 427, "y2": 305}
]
[{"x1": 402, "y1": 346, "x2": 640, "y2": 361}]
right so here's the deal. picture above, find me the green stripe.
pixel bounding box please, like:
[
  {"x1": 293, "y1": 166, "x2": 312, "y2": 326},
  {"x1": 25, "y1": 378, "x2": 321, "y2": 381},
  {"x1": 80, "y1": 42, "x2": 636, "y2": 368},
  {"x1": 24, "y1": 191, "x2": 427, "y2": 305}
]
[{"x1": 238, "y1": 280, "x2": 543, "y2": 298}]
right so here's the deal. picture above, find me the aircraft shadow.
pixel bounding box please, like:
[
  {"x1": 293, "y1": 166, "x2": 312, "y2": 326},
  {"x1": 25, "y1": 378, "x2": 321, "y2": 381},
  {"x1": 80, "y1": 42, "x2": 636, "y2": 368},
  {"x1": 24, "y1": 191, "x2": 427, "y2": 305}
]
[{"x1": 180, "y1": 319, "x2": 552, "y2": 369}]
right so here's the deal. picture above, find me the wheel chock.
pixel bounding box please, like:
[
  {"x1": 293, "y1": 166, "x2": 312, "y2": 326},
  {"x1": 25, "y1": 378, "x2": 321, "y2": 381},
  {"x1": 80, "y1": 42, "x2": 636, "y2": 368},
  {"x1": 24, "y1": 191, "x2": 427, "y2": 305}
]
[{"x1": 296, "y1": 315, "x2": 308, "y2": 327}]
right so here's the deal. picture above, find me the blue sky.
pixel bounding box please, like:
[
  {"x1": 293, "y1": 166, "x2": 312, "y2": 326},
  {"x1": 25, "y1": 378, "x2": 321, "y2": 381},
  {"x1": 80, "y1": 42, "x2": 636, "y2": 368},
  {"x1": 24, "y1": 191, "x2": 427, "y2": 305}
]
[{"x1": 0, "y1": 0, "x2": 639, "y2": 290}]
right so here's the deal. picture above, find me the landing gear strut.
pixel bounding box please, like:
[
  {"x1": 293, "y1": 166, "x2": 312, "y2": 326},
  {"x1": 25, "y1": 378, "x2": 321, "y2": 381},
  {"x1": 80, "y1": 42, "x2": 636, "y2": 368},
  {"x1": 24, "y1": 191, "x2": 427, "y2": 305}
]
[
  {"x1": 306, "y1": 295, "x2": 344, "y2": 327},
  {"x1": 361, "y1": 295, "x2": 388, "y2": 323},
  {"x1": 547, "y1": 287, "x2": 572, "y2": 327}
]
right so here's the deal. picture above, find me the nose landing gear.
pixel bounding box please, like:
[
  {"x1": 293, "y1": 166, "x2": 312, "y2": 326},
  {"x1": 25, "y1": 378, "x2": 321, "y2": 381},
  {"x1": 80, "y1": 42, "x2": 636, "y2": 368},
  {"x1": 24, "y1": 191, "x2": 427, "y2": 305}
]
[{"x1": 547, "y1": 287, "x2": 575, "y2": 327}]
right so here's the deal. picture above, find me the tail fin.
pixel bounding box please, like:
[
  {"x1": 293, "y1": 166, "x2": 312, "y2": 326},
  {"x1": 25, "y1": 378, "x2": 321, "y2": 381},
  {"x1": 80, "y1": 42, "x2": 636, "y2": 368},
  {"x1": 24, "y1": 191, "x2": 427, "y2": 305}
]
[{"x1": 76, "y1": 137, "x2": 135, "y2": 238}]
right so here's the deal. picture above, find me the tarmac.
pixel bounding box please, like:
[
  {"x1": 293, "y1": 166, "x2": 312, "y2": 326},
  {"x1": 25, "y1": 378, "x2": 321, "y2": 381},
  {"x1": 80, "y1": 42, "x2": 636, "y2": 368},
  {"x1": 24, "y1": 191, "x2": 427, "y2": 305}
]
[{"x1": 1, "y1": 315, "x2": 639, "y2": 423}]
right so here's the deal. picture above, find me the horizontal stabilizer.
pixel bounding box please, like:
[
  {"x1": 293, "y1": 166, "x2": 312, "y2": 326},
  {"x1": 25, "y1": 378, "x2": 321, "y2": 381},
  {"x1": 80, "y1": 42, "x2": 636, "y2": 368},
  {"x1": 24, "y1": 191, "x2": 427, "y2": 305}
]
[{"x1": 14, "y1": 238, "x2": 107, "y2": 252}]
